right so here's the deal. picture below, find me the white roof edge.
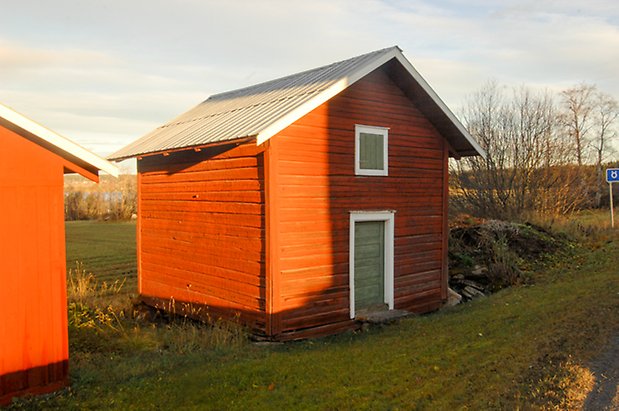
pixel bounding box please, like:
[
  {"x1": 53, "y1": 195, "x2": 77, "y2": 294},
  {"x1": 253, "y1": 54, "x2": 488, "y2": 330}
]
[
  {"x1": 258, "y1": 47, "x2": 486, "y2": 158},
  {"x1": 392, "y1": 52, "x2": 487, "y2": 158},
  {"x1": 257, "y1": 48, "x2": 401, "y2": 145},
  {"x1": 0, "y1": 103, "x2": 119, "y2": 177}
]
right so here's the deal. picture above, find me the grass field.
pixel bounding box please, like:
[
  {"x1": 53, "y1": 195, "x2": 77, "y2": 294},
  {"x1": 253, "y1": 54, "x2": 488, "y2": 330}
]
[
  {"x1": 65, "y1": 220, "x2": 137, "y2": 290},
  {"x1": 10, "y1": 217, "x2": 619, "y2": 409}
]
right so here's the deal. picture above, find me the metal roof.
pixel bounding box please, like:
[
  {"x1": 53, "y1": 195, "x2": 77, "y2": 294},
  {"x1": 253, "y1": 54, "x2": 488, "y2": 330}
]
[
  {"x1": 109, "y1": 46, "x2": 484, "y2": 161},
  {"x1": 0, "y1": 103, "x2": 119, "y2": 178}
]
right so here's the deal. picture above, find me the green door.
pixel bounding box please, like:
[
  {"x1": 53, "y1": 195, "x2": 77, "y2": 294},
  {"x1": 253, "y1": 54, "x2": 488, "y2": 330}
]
[{"x1": 354, "y1": 221, "x2": 385, "y2": 312}]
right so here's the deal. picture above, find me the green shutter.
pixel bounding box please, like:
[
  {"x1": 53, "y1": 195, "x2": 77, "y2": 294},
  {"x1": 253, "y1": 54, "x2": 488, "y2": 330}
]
[
  {"x1": 354, "y1": 221, "x2": 385, "y2": 311},
  {"x1": 359, "y1": 132, "x2": 384, "y2": 170}
]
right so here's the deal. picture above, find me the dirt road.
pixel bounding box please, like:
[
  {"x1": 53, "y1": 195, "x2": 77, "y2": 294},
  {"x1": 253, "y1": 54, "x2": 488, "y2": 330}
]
[{"x1": 583, "y1": 333, "x2": 619, "y2": 410}]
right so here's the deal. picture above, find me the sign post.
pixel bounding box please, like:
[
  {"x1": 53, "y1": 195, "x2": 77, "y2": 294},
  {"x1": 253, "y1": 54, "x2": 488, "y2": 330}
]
[
  {"x1": 611, "y1": 182, "x2": 615, "y2": 228},
  {"x1": 606, "y1": 168, "x2": 619, "y2": 228}
]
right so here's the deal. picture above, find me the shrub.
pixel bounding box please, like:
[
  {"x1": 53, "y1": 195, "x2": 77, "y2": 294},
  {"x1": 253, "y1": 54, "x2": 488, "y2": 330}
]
[{"x1": 64, "y1": 175, "x2": 137, "y2": 221}]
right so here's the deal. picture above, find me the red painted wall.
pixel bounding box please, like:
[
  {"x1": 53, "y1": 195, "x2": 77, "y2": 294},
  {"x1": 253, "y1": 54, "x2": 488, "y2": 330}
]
[
  {"x1": 0, "y1": 126, "x2": 69, "y2": 404},
  {"x1": 137, "y1": 143, "x2": 267, "y2": 333},
  {"x1": 135, "y1": 67, "x2": 450, "y2": 340},
  {"x1": 268, "y1": 67, "x2": 448, "y2": 337}
]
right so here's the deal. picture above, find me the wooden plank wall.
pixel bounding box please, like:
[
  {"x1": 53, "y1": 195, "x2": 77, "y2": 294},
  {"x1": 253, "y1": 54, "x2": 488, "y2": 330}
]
[
  {"x1": 272, "y1": 67, "x2": 448, "y2": 335},
  {"x1": 137, "y1": 143, "x2": 267, "y2": 332},
  {"x1": 0, "y1": 126, "x2": 69, "y2": 402}
]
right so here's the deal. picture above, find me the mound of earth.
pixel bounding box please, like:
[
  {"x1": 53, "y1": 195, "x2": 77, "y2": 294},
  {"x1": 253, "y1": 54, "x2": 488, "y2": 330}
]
[{"x1": 448, "y1": 216, "x2": 570, "y2": 302}]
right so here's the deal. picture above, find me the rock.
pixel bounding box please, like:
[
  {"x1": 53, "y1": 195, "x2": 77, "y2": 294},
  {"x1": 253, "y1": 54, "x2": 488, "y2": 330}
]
[
  {"x1": 356, "y1": 309, "x2": 411, "y2": 323},
  {"x1": 470, "y1": 265, "x2": 488, "y2": 277},
  {"x1": 460, "y1": 279, "x2": 486, "y2": 292},
  {"x1": 461, "y1": 286, "x2": 486, "y2": 300},
  {"x1": 445, "y1": 288, "x2": 462, "y2": 306}
]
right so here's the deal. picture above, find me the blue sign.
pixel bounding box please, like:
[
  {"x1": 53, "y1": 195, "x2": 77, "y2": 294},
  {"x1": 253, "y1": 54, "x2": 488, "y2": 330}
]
[{"x1": 607, "y1": 168, "x2": 619, "y2": 183}]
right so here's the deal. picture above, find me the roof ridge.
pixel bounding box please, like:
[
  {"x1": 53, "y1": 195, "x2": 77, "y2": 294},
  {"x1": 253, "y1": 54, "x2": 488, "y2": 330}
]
[{"x1": 206, "y1": 46, "x2": 399, "y2": 102}]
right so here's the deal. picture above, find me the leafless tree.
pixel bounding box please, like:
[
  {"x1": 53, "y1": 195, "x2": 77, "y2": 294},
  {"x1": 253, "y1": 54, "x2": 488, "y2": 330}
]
[
  {"x1": 593, "y1": 92, "x2": 618, "y2": 166},
  {"x1": 451, "y1": 82, "x2": 513, "y2": 218},
  {"x1": 451, "y1": 82, "x2": 591, "y2": 219},
  {"x1": 590, "y1": 91, "x2": 619, "y2": 206},
  {"x1": 560, "y1": 84, "x2": 596, "y2": 166},
  {"x1": 558, "y1": 84, "x2": 619, "y2": 206}
]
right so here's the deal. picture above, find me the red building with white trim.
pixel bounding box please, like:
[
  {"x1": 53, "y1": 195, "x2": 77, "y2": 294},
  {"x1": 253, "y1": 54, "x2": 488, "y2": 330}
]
[
  {"x1": 110, "y1": 47, "x2": 484, "y2": 340},
  {"x1": 0, "y1": 104, "x2": 117, "y2": 404}
]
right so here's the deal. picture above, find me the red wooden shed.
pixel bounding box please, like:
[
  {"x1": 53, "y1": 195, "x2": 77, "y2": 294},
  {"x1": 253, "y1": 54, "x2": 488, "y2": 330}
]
[
  {"x1": 110, "y1": 46, "x2": 485, "y2": 340},
  {"x1": 0, "y1": 103, "x2": 118, "y2": 405}
]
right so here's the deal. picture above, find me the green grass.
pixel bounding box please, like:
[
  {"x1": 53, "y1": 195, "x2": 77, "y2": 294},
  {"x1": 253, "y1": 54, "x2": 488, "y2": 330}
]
[
  {"x1": 11, "y1": 218, "x2": 619, "y2": 409},
  {"x1": 65, "y1": 220, "x2": 137, "y2": 289}
]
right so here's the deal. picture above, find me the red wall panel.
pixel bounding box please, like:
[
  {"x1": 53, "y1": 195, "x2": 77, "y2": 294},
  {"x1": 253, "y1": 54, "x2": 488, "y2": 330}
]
[
  {"x1": 270, "y1": 68, "x2": 448, "y2": 334},
  {"x1": 0, "y1": 126, "x2": 69, "y2": 404},
  {"x1": 137, "y1": 143, "x2": 267, "y2": 333}
]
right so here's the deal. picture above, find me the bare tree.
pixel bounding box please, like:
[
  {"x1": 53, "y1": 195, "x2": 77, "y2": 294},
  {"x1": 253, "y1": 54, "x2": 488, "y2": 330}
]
[
  {"x1": 592, "y1": 92, "x2": 618, "y2": 166},
  {"x1": 590, "y1": 91, "x2": 619, "y2": 206},
  {"x1": 452, "y1": 82, "x2": 514, "y2": 218},
  {"x1": 451, "y1": 82, "x2": 591, "y2": 219},
  {"x1": 560, "y1": 84, "x2": 596, "y2": 166},
  {"x1": 560, "y1": 84, "x2": 618, "y2": 170}
]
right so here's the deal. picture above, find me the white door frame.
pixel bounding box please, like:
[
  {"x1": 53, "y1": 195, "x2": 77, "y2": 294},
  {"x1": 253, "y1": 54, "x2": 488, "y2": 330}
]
[{"x1": 349, "y1": 211, "x2": 395, "y2": 319}]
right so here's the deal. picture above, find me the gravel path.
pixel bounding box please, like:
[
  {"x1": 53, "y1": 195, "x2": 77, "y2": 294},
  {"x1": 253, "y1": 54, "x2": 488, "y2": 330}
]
[{"x1": 583, "y1": 333, "x2": 619, "y2": 410}]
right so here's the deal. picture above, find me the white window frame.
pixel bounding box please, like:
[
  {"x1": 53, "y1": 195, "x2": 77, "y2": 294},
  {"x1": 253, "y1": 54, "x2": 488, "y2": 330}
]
[
  {"x1": 349, "y1": 211, "x2": 395, "y2": 319},
  {"x1": 355, "y1": 124, "x2": 389, "y2": 176}
]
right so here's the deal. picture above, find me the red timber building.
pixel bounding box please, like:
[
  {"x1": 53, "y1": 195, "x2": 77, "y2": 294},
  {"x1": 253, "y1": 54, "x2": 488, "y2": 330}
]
[
  {"x1": 110, "y1": 47, "x2": 484, "y2": 340},
  {"x1": 0, "y1": 103, "x2": 118, "y2": 404}
]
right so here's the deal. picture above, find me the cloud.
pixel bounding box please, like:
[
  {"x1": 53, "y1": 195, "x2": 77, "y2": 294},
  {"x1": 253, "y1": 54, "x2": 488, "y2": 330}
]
[
  {"x1": 383, "y1": 1, "x2": 619, "y2": 104},
  {"x1": 0, "y1": 41, "x2": 115, "y2": 70},
  {"x1": 474, "y1": 5, "x2": 619, "y2": 95},
  {"x1": 1, "y1": 1, "x2": 619, "y2": 156},
  {"x1": 0, "y1": 40, "x2": 209, "y2": 154}
]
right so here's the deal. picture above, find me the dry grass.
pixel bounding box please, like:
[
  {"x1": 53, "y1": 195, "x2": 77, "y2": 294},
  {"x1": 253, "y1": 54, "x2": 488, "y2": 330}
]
[
  {"x1": 67, "y1": 261, "x2": 125, "y2": 304},
  {"x1": 65, "y1": 260, "x2": 248, "y2": 358},
  {"x1": 66, "y1": 261, "x2": 97, "y2": 303},
  {"x1": 525, "y1": 209, "x2": 615, "y2": 244},
  {"x1": 558, "y1": 362, "x2": 597, "y2": 410},
  {"x1": 526, "y1": 356, "x2": 598, "y2": 410}
]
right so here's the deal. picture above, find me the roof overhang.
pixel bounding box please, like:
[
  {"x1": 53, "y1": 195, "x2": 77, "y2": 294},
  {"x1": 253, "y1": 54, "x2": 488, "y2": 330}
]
[
  {"x1": 123, "y1": 136, "x2": 256, "y2": 161},
  {"x1": 0, "y1": 103, "x2": 119, "y2": 180},
  {"x1": 382, "y1": 55, "x2": 486, "y2": 159}
]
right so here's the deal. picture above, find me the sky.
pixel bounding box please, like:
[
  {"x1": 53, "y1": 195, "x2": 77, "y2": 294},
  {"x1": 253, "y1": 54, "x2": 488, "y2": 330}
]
[{"x1": 2, "y1": 0, "x2": 619, "y2": 171}]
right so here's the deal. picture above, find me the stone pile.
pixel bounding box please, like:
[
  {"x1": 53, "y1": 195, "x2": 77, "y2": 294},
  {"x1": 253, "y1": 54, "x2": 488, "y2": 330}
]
[{"x1": 449, "y1": 264, "x2": 489, "y2": 302}]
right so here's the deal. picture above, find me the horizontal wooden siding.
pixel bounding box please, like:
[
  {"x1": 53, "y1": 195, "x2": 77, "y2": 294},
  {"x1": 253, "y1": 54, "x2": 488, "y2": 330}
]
[
  {"x1": 137, "y1": 143, "x2": 267, "y2": 332},
  {"x1": 272, "y1": 68, "x2": 447, "y2": 334}
]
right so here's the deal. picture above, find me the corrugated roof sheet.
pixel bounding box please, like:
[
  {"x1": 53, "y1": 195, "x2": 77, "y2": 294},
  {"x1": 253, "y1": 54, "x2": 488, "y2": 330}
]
[
  {"x1": 109, "y1": 46, "x2": 484, "y2": 160},
  {"x1": 109, "y1": 47, "x2": 397, "y2": 160}
]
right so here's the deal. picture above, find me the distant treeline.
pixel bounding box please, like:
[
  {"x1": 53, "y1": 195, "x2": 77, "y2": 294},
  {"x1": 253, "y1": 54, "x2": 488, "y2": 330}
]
[{"x1": 65, "y1": 174, "x2": 137, "y2": 221}]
